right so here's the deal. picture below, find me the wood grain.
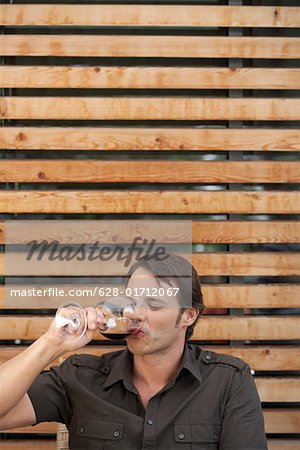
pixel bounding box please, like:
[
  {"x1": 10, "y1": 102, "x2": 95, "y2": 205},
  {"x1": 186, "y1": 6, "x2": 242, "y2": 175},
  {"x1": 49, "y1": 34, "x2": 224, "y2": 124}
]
[
  {"x1": 264, "y1": 410, "x2": 300, "y2": 434},
  {"x1": 1, "y1": 97, "x2": 299, "y2": 121},
  {"x1": 1, "y1": 127, "x2": 298, "y2": 151},
  {"x1": 0, "y1": 220, "x2": 299, "y2": 244},
  {"x1": 1, "y1": 66, "x2": 299, "y2": 89},
  {"x1": 1, "y1": 423, "x2": 57, "y2": 434},
  {"x1": 255, "y1": 378, "x2": 300, "y2": 402},
  {"x1": 268, "y1": 441, "x2": 300, "y2": 450},
  {"x1": 0, "y1": 161, "x2": 298, "y2": 183},
  {"x1": 192, "y1": 221, "x2": 300, "y2": 244},
  {"x1": 193, "y1": 253, "x2": 300, "y2": 276},
  {"x1": 0, "y1": 441, "x2": 56, "y2": 449},
  {"x1": 0, "y1": 191, "x2": 299, "y2": 214},
  {"x1": 1, "y1": 35, "x2": 299, "y2": 59},
  {"x1": 1, "y1": 5, "x2": 299, "y2": 27}
]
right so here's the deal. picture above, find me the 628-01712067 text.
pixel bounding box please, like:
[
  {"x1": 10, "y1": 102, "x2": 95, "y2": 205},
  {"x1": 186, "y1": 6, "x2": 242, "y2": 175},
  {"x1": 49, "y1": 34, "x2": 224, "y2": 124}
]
[{"x1": 98, "y1": 287, "x2": 180, "y2": 297}]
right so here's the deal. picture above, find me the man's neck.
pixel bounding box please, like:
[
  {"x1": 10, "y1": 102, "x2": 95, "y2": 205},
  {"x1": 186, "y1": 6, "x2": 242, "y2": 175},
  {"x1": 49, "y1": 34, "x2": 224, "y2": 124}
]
[{"x1": 132, "y1": 343, "x2": 186, "y2": 390}]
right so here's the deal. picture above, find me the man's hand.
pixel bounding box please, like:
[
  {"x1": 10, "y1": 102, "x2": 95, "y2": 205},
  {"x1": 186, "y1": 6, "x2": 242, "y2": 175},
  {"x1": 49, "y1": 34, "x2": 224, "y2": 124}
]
[{"x1": 46, "y1": 306, "x2": 104, "y2": 353}]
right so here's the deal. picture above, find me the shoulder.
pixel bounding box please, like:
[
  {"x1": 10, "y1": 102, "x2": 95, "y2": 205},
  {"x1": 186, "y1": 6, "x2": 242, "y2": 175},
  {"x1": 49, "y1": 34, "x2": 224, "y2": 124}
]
[
  {"x1": 199, "y1": 348, "x2": 249, "y2": 371},
  {"x1": 57, "y1": 349, "x2": 125, "y2": 373}
]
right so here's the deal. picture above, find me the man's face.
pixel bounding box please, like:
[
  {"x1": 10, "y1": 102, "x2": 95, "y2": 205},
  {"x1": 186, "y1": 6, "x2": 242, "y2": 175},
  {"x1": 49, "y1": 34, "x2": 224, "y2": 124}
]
[{"x1": 126, "y1": 267, "x2": 191, "y2": 356}]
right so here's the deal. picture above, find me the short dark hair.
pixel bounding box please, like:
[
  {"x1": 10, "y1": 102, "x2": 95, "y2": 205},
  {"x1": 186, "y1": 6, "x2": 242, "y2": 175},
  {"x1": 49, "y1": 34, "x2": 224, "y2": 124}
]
[{"x1": 126, "y1": 253, "x2": 205, "y2": 340}]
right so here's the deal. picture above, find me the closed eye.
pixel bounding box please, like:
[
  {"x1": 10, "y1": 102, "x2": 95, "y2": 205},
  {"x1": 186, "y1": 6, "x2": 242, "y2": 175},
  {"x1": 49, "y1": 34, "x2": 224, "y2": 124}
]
[{"x1": 146, "y1": 297, "x2": 166, "y2": 310}]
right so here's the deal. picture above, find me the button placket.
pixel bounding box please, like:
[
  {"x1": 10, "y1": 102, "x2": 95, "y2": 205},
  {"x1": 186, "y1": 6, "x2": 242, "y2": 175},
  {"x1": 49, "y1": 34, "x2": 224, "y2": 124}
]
[{"x1": 142, "y1": 397, "x2": 159, "y2": 449}]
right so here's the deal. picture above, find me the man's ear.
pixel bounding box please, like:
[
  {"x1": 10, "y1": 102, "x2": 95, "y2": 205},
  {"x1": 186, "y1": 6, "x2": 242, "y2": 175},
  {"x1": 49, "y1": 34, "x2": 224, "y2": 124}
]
[{"x1": 181, "y1": 308, "x2": 199, "y2": 327}]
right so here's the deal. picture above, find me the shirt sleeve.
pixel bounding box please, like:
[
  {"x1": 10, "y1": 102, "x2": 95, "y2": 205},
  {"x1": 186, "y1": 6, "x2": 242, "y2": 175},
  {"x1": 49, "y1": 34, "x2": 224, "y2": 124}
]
[
  {"x1": 219, "y1": 365, "x2": 268, "y2": 450},
  {"x1": 27, "y1": 360, "x2": 72, "y2": 425}
]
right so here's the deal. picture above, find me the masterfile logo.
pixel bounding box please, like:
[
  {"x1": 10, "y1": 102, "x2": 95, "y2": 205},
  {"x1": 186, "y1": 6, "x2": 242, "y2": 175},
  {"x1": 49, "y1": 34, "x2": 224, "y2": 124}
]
[{"x1": 4, "y1": 220, "x2": 192, "y2": 308}]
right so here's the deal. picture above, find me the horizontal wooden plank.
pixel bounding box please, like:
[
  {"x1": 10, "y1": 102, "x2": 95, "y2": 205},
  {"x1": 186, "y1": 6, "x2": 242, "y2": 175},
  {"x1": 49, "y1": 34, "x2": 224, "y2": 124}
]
[
  {"x1": 1, "y1": 127, "x2": 299, "y2": 151},
  {"x1": 0, "y1": 161, "x2": 299, "y2": 183},
  {"x1": 203, "y1": 284, "x2": 300, "y2": 309},
  {"x1": 1, "y1": 345, "x2": 299, "y2": 371},
  {"x1": 1, "y1": 423, "x2": 57, "y2": 434},
  {"x1": 194, "y1": 316, "x2": 300, "y2": 341},
  {"x1": 264, "y1": 410, "x2": 300, "y2": 434},
  {"x1": 0, "y1": 441, "x2": 56, "y2": 449},
  {"x1": 1, "y1": 66, "x2": 300, "y2": 89},
  {"x1": 268, "y1": 441, "x2": 300, "y2": 450},
  {"x1": 1, "y1": 220, "x2": 299, "y2": 245},
  {"x1": 1, "y1": 5, "x2": 299, "y2": 27},
  {"x1": 0, "y1": 35, "x2": 299, "y2": 59},
  {"x1": 256, "y1": 378, "x2": 300, "y2": 402},
  {"x1": 1, "y1": 97, "x2": 299, "y2": 121},
  {"x1": 0, "y1": 316, "x2": 298, "y2": 340},
  {"x1": 2, "y1": 253, "x2": 299, "y2": 276},
  {"x1": 205, "y1": 346, "x2": 300, "y2": 371},
  {"x1": 193, "y1": 253, "x2": 300, "y2": 276},
  {"x1": 193, "y1": 221, "x2": 300, "y2": 244},
  {"x1": 0, "y1": 191, "x2": 299, "y2": 214},
  {"x1": 1, "y1": 284, "x2": 299, "y2": 310}
]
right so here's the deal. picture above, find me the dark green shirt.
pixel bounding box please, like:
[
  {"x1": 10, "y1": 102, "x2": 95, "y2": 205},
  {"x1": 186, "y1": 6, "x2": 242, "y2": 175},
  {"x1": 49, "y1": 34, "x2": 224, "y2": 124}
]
[{"x1": 28, "y1": 345, "x2": 267, "y2": 450}]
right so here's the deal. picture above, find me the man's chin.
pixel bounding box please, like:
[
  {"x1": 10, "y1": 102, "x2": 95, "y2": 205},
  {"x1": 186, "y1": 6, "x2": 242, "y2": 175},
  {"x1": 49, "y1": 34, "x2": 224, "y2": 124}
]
[{"x1": 126, "y1": 336, "x2": 151, "y2": 354}]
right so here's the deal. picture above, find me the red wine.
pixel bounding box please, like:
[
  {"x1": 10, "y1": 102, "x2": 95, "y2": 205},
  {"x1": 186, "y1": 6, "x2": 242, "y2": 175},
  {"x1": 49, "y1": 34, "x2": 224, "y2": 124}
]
[{"x1": 101, "y1": 332, "x2": 131, "y2": 340}]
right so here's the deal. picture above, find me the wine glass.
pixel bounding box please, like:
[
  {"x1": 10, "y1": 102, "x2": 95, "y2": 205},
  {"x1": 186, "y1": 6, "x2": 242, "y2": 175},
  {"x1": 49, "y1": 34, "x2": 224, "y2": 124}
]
[
  {"x1": 96, "y1": 296, "x2": 148, "y2": 340},
  {"x1": 55, "y1": 301, "x2": 87, "y2": 339}
]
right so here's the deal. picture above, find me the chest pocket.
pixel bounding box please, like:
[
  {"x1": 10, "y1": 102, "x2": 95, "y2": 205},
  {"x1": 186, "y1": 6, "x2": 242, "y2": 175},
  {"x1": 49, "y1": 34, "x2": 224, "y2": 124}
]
[
  {"x1": 174, "y1": 423, "x2": 221, "y2": 450},
  {"x1": 76, "y1": 417, "x2": 124, "y2": 450}
]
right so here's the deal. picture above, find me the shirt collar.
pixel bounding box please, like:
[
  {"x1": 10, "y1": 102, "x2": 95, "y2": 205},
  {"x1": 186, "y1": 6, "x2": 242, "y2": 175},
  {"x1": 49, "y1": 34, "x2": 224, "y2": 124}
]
[
  {"x1": 103, "y1": 344, "x2": 202, "y2": 390},
  {"x1": 179, "y1": 344, "x2": 203, "y2": 384},
  {"x1": 103, "y1": 349, "x2": 133, "y2": 390}
]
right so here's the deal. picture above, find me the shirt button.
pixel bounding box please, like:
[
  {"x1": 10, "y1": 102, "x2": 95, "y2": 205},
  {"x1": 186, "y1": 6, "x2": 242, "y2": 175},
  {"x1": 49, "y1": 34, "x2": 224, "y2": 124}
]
[
  {"x1": 205, "y1": 353, "x2": 211, "y2": 360},
  {"x1": 79, "y1": 427, "x2": 85, "y2": 434},
  {"x1": 213, "y1": 433, "x2": 218, "y2": 440},
  {"x1": 113, "y1": 430, "x2": 120, "y2": 438},
  {"x1": 178, "y1": 433, "x2": 185, "y2": 440},
  {"x1": 147, "y1": 419, "x2": 154, "y2": 425}
]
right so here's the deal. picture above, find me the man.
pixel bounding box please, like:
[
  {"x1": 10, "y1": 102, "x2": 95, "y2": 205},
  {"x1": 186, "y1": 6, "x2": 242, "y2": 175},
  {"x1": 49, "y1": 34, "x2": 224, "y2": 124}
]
[{"x1": 0, "y1": 253, "x2": 267, "y2": 449}]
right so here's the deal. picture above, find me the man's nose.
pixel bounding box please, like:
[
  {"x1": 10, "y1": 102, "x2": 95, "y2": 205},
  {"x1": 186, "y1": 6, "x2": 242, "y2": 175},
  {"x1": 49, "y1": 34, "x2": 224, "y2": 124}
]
[{"x1": 126, "y1": 300, "x2": 148, "y2": 322}]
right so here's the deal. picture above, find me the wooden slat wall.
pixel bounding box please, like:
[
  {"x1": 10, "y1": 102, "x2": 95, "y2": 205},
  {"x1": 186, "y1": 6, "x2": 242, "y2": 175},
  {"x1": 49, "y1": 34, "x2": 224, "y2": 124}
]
[{"x1": 0, "y1": 1, "x2": 299, "y2": 449}]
